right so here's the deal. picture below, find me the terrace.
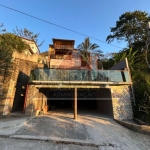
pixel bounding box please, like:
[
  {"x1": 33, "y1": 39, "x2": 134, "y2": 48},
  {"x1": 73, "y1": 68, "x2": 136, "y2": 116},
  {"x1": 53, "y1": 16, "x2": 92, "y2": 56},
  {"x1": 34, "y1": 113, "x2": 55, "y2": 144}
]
[{"x1": 29, "y1": 68, "x2": 131, "y2": 85}]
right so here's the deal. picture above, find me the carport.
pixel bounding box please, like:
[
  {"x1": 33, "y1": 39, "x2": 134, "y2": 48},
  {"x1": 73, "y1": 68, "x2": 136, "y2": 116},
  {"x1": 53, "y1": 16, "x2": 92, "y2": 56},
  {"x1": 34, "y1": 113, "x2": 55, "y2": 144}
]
[{"x1": 37, "y1": 85, "x2": 113, "y2": 120}]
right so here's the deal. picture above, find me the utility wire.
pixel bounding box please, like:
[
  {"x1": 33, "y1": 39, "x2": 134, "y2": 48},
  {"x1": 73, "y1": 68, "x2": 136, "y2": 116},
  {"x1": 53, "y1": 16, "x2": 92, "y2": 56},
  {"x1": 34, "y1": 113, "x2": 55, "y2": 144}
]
[{"x1": 0, "y1": 3, "x2": 123, "y2": 49}]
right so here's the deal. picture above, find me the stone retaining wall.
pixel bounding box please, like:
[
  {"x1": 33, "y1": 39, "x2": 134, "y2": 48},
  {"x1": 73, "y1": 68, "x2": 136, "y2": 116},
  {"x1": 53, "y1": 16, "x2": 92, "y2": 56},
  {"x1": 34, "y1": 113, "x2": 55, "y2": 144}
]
[
  {"x1": 0, "y1": 59, "x2": 43, "y2": 116},
  {"x1": 111, "y1": 85, "x2": 133, "y2": 120}
]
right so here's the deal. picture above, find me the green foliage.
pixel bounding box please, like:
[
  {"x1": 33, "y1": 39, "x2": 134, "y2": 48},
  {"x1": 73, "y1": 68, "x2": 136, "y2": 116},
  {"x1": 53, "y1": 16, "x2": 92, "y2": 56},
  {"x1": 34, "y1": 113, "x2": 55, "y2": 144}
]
[
  {"x1": 0, "y1": 33, "x2": 29, "y2": 53},
  {"x1": 77, "y1": 37, "x2": 100, "y2": 51},
  {"x1": 106, "y1": 10, "x2": 150, "y2": 123},
  {"x1": 114, "y1": 48, "x2": 144, "y2": 71},
  {"x1": 106, "y1": 10, "x2": 149, "y2": 45},
  {"x1": 13, "y1": 27, "x2": 44, "y2": 47},
  {"x1": 77, "y1": 37, "x2": 103, "y2": 66},
  {"x1": 0, "y1": 33, "x2": 29, "y2": 76},
  {"x1": 102, "y1": 58, "x2": 115, "y2": 69}
]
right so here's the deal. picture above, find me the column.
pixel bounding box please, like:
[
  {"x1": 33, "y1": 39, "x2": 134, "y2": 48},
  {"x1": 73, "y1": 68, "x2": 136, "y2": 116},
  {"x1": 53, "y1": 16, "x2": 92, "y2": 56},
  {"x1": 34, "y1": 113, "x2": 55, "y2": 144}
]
[{"x1": 74, "y1": 87, "x2": 77, "y2": 120}]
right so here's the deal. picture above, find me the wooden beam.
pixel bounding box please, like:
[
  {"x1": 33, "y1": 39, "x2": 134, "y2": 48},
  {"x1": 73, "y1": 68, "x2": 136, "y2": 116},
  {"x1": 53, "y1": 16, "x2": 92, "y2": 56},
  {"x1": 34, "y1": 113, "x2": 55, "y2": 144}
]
[
  {"x1": 74, "y1": 87, "x2": 77, "y2": 120},
  {"x1": 34, "y1": 85, "x2": 102, "y2": 89},
  {"x1": 31, "y1": 80, "x2": 133, "y2": 85}
]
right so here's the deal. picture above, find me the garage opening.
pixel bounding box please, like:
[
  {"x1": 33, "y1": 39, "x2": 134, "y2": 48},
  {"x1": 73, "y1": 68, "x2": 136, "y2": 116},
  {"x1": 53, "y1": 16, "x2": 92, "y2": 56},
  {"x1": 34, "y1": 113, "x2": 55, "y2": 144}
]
[
  {"x1": 77, "y1": 88, "x2": 97, "y2": 111},
  {"x1": 39, "y1": 87, "x2": 113, "y2": 118},
  {"x1": 47, "y1": 88, "x2": 74, "y2": 111},
  {"x1": 96, "y1": 88, "x2": 113, "y2": 117}
]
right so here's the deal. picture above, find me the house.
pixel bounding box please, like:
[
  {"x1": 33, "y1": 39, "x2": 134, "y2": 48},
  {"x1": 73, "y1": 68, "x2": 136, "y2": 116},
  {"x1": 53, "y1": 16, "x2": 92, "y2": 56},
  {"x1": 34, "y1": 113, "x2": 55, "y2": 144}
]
[
  {"x1": 24, "y1": 38, "x2": 134, "y2": 121},
  {"x1": 21, "y1": 37, "x2": 40, "y2": 55}
]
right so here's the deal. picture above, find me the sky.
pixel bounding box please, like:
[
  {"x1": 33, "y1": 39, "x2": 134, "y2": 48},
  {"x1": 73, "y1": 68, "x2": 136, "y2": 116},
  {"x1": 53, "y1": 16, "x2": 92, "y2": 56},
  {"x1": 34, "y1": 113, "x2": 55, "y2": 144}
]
[{"x1": 0, "y1": 0, "x2": 150, "y2": 54}]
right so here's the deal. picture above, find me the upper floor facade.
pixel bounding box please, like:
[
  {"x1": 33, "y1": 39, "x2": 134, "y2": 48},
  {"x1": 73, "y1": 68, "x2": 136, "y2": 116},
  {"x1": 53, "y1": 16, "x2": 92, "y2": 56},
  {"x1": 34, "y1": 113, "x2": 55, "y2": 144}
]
[
  {"x1": 29, "y1": 38, "x2": 132, "y2": 84},
  {"x1": 48, "y1": 38, "x2": 98, "y2": 70}
]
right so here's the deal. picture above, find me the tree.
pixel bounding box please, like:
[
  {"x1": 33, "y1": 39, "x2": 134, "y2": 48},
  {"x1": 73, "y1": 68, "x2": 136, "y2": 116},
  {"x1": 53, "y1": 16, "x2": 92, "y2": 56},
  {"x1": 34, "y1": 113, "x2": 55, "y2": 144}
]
[
  {"x1": 77, "y1": 37, "x2": 103, "y2": 66},
  {"x1": 106, "y1": 10, "x2": 150, "y2": 68},
  {"x1": 106, "y1": 11, "x2": 150, "y2": 123},
  {"x1": 106, "y1": 10, "x2": 149, "y2": 46},
  {"x1": 13, "y1": 27, "x2": 44, "y2": 47},
  {"x1": 0, "y1": 33, "x2": 29, "y2": 76},
  {"x1": 0, "y1": 23, "x2": 6, "y2": 33}
]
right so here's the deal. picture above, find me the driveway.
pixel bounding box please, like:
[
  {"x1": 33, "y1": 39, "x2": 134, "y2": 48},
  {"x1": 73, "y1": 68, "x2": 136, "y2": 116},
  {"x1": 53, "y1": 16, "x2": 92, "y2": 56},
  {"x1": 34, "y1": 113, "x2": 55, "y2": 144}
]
[
  {"x1": 12, "y1": 110, "x2": 150, "y2": 150},
  {"x1": 1, "y1": 110, "x2": 150, "y2": 150}
]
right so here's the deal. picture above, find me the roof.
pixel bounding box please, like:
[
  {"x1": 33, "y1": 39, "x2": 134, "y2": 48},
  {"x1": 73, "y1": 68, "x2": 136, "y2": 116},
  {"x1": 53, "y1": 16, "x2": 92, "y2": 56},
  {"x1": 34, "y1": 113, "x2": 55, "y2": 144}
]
[{"x1": 52, "y1": 38, "x2": 75, "y2": 46}]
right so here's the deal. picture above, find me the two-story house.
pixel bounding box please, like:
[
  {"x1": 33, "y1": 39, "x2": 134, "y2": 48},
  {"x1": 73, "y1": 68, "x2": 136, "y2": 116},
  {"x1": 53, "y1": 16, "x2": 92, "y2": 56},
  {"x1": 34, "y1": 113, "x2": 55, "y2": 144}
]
[{"x1": 23, "y1": 38, "x2": 133, "y2": 121}]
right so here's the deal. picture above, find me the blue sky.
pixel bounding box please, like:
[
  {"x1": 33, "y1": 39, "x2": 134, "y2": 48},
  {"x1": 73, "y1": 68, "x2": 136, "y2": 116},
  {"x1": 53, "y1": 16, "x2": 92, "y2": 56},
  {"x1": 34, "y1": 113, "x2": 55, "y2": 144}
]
[{"x1": 0, "y1": 0, "x2": 150, "y2": 54}]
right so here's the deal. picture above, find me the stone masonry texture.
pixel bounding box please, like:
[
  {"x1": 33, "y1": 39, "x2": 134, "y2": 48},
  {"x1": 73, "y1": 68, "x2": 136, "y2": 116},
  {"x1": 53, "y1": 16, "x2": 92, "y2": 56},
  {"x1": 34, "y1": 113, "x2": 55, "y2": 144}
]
[{"x1": 0, "y1": 58, "x2": 40, "y2": 116}]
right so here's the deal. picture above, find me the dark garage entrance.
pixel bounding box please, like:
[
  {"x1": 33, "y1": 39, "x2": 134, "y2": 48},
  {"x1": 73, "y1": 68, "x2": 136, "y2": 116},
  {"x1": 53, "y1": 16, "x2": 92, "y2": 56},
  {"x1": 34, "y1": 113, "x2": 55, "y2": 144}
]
[
  {"x1": 47, "y1": 88, "x2": 74, "y2": 110},
  {"x1": 42, "y1": 87, "x2": 113, "y2": 119},
  {"x1": 77, "y1": 88, "x2": 97, "y2": 111}
]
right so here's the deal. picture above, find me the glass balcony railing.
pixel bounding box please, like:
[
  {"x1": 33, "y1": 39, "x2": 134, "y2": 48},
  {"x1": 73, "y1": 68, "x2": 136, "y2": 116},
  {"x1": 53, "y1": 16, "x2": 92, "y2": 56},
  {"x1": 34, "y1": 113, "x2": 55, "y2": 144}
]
[{"x1": 29, "y1": 68, "x2": 131, "y2": 82}]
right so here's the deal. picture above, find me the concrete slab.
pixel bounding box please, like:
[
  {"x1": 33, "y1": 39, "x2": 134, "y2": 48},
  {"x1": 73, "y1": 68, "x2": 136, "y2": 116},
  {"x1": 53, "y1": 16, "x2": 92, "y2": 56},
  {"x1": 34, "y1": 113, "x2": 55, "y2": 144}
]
[
  {"x1": 0, "y1": 110, "x2": 150, "y2": 150},
  {"x1": 14, "y1": 115, "x2": 89, "y2": 141},
  {"x1": 0, "y1": 117, "x2": 30, "y2": 129},
  {"x1": 0, "y1": 137, "x2": 99, "y2": 150}
]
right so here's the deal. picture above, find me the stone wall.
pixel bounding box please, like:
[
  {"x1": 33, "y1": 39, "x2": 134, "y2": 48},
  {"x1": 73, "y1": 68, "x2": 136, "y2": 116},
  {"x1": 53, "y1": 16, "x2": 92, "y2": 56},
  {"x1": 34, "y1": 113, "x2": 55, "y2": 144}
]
[
  {"x1": 25, "y1": 85, "x2": 47, "y2": 115},
  {"x1": 0, "y1": 58, "x2": 42, "y2": 116},
  {"x1": 111, "y1": 85, "x2": 133, "y2": 120}
]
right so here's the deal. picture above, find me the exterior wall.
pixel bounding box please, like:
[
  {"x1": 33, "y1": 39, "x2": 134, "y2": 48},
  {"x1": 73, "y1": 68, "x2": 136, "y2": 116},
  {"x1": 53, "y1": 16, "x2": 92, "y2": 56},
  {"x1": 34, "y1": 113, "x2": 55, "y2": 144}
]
[
  {"x1": 96, "y1": 85, "x2": 133, "y2": 120},
  {"x1": 0, "y1": 73, "x2": 14, "y2": 115},
  {"x1": 22, "y1": 38, "x2": 39, "y2": 54},
  {"x1": 25, "y1": 85, "x2": 47, "y2": 115},
  {"x1": 50, "y1": 51, "x2": 98, "y2": 69},
  {"x1": 13, "y1": 51, "x2": 42, "y2": 63},
  {"x1": 0, "y1": 58, "x2": 41, "y2": 116},
  {"x1": 111, "y1": 85, "x2": 133, "y2": 120},
  {"x1": 0, "y1": 76, "x2": 5, "y2": 113},
  {"x1": 50, "y1": 50, "x2": 81, "y2": 69}
]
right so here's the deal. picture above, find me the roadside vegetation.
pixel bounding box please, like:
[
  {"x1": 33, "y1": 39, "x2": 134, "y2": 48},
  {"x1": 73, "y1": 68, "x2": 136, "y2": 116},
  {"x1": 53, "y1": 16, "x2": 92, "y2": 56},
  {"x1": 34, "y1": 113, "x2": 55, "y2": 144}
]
[{"x1": 104, "y1": 10, "x2": 150, "y2": 124}]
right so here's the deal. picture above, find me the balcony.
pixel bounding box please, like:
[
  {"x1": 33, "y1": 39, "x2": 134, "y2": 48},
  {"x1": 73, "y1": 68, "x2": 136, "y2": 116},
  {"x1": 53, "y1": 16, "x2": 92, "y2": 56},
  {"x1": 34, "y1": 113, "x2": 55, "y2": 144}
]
[
  {"x1": 50, "y1": 54, "x2": 72, "y2": 60},
  {"x1": 29, "y1": 68, "x2": 131, "y2": 84},
  {"x1": 54, "y1": 45, "x2": 74, "y2": 50}
]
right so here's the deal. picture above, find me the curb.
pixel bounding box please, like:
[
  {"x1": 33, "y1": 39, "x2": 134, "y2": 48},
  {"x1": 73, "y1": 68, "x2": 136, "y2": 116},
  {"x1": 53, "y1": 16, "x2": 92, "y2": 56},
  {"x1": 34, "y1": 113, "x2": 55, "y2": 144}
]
[
  {"x1": 0, "y1": 115, "x2": 35, "y2": 130},
  {"x1": 115, "y1": 119, "x2": 150, "y2": 135}
]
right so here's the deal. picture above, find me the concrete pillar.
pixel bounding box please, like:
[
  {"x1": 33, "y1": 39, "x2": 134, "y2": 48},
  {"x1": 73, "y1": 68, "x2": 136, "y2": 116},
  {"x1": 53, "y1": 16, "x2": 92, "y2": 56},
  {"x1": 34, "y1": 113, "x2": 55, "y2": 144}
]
[{"x1": 74, "y1": 87, "x2": 77, "y2": 120}]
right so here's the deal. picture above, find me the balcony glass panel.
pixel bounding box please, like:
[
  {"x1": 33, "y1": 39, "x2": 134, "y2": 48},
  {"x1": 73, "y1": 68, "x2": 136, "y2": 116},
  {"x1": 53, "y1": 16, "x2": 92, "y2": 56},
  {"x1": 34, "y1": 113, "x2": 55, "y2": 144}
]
[
  {"x1": 29, "y1": 68, "x2": 131, "y2": 82},
  {"x1": 81, "y1": 70, "x2": 88, "y2": 81}
]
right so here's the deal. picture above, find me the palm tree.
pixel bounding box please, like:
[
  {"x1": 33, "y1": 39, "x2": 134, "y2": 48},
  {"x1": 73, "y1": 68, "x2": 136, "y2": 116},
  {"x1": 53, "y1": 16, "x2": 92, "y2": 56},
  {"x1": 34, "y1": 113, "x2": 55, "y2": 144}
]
[{"x1": 77, "y1": 37, "x2": 103, "y2": 67}]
